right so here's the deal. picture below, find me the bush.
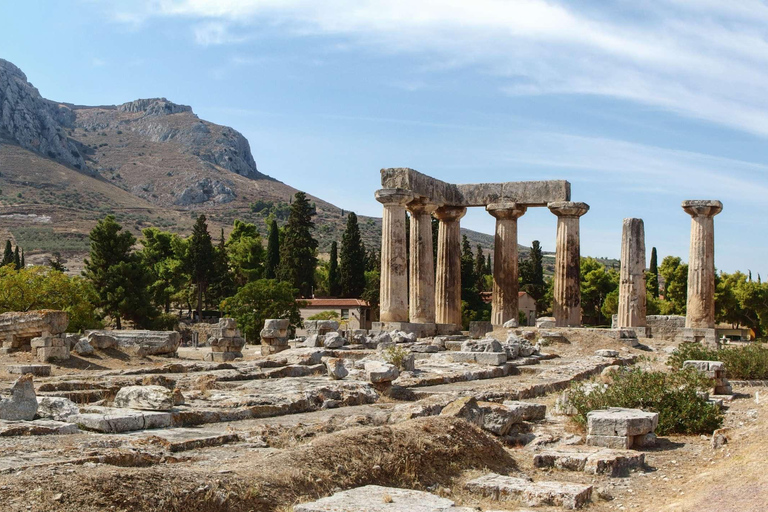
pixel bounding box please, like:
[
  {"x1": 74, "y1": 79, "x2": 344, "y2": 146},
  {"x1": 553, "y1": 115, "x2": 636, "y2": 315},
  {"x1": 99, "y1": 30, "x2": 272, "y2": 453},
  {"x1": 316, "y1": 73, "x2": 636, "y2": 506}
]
[
  {"x1": 668, "y1": 342, "x2": 768, "y2": 380},
  {"x1": 382, "y1": 345, "x2": 410, "y2": 370},
  {"x1": 568, "y1": 366, "x2": 723, "y2": 435},
  {"x1": 221, "y1": 279, "x2": 303, "y2": 341},
  {"x1": 308, "y1": 310, "x2": 340, "y2": 321}
]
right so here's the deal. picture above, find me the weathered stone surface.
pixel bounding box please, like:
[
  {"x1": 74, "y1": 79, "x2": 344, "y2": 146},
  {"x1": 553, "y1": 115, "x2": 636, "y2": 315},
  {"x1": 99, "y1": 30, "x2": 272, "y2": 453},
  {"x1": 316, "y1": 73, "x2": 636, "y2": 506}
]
[
  {"x1": 113, "y1": 385, "x2": 175, "y2": 411},
  {"x1": 6, "y1": 364, "x2": 50, "y2": 376},
  {"x1": 465, "y1": 473, "x2": 593, "y2": 509},
  {"x1": 70, "y1": 407, "x2": 172, "y2": 433},
  {"x1": 487, "y1": 203, "x2": 526, "y2": 326},
  {"x1": 37, "y1": 345, "x2": 69, "y2": 362},
  {"x1": 391, "y1": 331, "x2": 417, "y2": 344},
  {"x1": 36, "y1": 396, "x2": 80, "y2": 421},
  {"x1": 445, "y1": 352, "x2": 507, "y2": 366},
  {"x1": 204, "y1": 351, "x2": 242, "y2": 362},
  {"x1": 365, "y1": 361, "x2": 400, "y2": 384},
  {"x1": 461, "y1": 338, "x2": 503, "y2": 353},
  {"x1": 407, "y1": 198, "x2": 437, "y2": 324},
  {"x1": 264, "y1": 318, "x2": 289, "y2": 330},
  {"x1": 87, "y1": 332, "x2": 118, "y2": 349},
  {"x1": 587, "y1": 408, "x2": 658, "y2": 437},
  {"x1": 480, "y1": 402, "x2": 521, "y2": 435},
  {"x1": 73, "y1": 338, "x2": 94, "y2": 356},
  {"x1": 549, "y1": 202, "x2": 589, "y2": 327},
  {"x1": 502, "y1": 400, "x2": 547, "y2": 421},
  {"x1": 586, "y1": 435, "x2": 632, "y2": 450},
  {"x1": 469, "y1": 321, "x2": 493, "y2": 339},
  {"x1": 294, "y1": 484, "x2": 474, "y2": 512},
  {"x1": 439, "y1": 397, "x2": 484, "y2": 427},
  {"x1": 388, "y1": 395, "x2": 455, "y2": 423},
  {"x1": 410, "y1": 343, "x2": 439, "y2": 353},
  {"x1": 434, "y1": 206, "x2": 466, "y2": 327},
  {"x1": 617, "y1": 218, "x2": 646, "y2": 329},
  {"x1": 325, "y1": 358, "x2": 348, "y2": 380},
  {"x1": 595, "y1": 349, "x2": 619, "y2": 358},
  {"x1": 536, "y1": 317, "x2": 556, "y2": 328},
  {"x1": 0, "y1": 419, "x2": 79, "y2": 436},
  {"x1": 0, "y1": 375, "x2": 37, "y2": 421},
  {"x1": 0, "y1": 310, "x2": 69, "y2": 346},
  {"x1": 303, "y1": 334, "x2": 323, "y2": 348},
  {"x1": 683, "y1": 200, "x2": 722, "y2": 329},
  {"x1": 376, "y1": 189, "x2": 413, "y2": 323},
  {"x1": 323, "y1": 332, "x2": 345, "y2": 348},
  {"x1": 534, "y1": 448, "x2": 645, "y2": 477},
  {"x1": 505, "y1": 334, "x2": 538, "y2": 358}
]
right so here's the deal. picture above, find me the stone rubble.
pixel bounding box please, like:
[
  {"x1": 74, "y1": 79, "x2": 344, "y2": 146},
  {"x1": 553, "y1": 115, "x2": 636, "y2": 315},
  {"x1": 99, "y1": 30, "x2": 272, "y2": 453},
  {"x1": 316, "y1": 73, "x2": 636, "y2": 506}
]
[
  {"x1": 0, "y1": 375, "x2": 38, "y2": 421},
  {"x1": 587, "y1": 407, "x2": 659, "y2": 450},
  {"x1": 259, "y1": 318, "x2": 289, "y2": 356},
  {"x1": 113, "y1": 385, "x2": 176, "y2": 411},
  {"x1": 465, "y1": 473, "x2": 593, "y2": 509},
  {"x1": 294, "y1": 485, "x2": 477, "y2": 512},
  {"x1": 207, "y1": 318, "x2": 246, "y2": 361}
]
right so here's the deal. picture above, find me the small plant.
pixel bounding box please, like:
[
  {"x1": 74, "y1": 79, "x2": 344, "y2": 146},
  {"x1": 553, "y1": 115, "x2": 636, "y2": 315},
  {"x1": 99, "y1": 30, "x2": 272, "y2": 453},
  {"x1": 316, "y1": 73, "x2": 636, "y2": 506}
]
[
  {"x1": 568, "y1": 366, "x2": 723, "y2": 435},
  {"x1": 382, "y1": 345, "x2": 410, "y2": 370},
  {"x1": 668, "y1": 342, "x2": 768, "y2": 380}
]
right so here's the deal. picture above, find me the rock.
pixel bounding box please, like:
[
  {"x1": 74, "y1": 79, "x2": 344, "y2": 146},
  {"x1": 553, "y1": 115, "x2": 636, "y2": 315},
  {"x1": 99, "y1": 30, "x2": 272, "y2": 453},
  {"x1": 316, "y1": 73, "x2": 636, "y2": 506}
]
[
  {"x1": 712, "y1": 427, "x2": 729, "y2": 449},
  {"x1": 87, "y1": 332, "x2": 117, "y2": 349},
  {"x1": 447, "y1": 352, "x2": 507, "y2": 366},
  {"x1": 461, "y1": 338, "x2": 503, "y2": 353},
  {"x1": 439, "y1": 397, "x2": 483, "y2": 427},
  {"x1": 73, "y1": 338, "x2": 94, "y2": 356},
  {"x1": 69, "y1": 407, "x2": 172, "y2": 433},
  {"x1": 0, "y1": 375, "x2": 37, "y2": 421},
  {"x1": 587, "y1": 407, "x2": 659, "y2": 450},
  {"x1": 0, "y1": 419, "x2": 79, "y2": 436},
  {"x1": 400, "y1": 353, "x2": 416, "y2": 371},
  {"x1": 502, "y1": 400, "x2": 547, "y2": 421},
  {"x1": 365, "y1": 362, "x2": 399, "y2": 384},
  {"x1": 323, "y1": 332, "x2": 345, "y2": 348},
  {"x1": 293, "y1": 485, "x2": 474, "y2": 512},
  {"x1": 502, "y1": 318, "x2": 518, "y2": 328},
  {"x1": 465, "y1": 473, "x2": 593, "y2": 509},
  {"x1": 534, "y1": 448, "x2": 645, "y2": 477},
  {"x1": 469, "y1": 321, "x2": 493, "y2": 339},
  {"x1": 599, "y1": 365, "x2": 621, "y2": 383},
  {"x1": 372, "y1": 332, "x2": 392, "y2": 346},
  {"x1": 325, "y1": 358, "x2": 348, "y2": 380},
  {"x1": 596, "y1": 349, "x2": 619, "y2": 358},
  {"x1": 172, "y1": 388, "x2": 185, "y2": 406},
  {"x1": 410, "y1": 343, "x2": 439, "y2": 353},
  {"x1": 36, "y1": 396, "x2": 79, "y2": 421},
  {"x1": 505, "y1": 334, "x2": 538, "y2": 358},
  {"x1": 113, "y1": 385, "x2": 175, "y2": 411},
  {"x1": 263, "y1": 319, "x2": 289, "y2": 330},
  {"x1": 480, "y1": 402, "x2": 520, "y2": 436},
  {"x1": 6, "y1": 364, "x2": 50, "y2": 376},
  {"x1": 536, "y1": 316, "x2": 556, "y2": 328},
  {"x1": 303, "y1": 334, "x2": 323, "y2": 348}
]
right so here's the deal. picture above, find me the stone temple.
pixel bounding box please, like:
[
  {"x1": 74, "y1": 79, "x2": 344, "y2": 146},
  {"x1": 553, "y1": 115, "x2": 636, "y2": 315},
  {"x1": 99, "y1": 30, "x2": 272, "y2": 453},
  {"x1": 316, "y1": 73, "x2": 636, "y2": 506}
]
[{"x1": 373, "y1": 168, "x2": 590, "y2": 336}]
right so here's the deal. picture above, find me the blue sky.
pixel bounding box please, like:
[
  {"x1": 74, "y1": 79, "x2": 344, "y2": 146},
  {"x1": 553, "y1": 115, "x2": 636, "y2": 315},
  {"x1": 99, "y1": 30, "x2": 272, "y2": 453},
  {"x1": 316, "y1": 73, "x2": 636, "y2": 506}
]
[{"x1": 2, "y1": 1, "x2": 768, "y2": 274}]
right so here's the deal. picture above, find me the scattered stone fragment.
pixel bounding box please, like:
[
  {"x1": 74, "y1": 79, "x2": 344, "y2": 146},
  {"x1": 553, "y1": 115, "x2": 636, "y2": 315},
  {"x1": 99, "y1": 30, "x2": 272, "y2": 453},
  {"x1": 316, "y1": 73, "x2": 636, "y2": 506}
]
[
  {"x1": 293, "y1": 485, "x2": 475, "y2": 511},
  {"x1": 502, "y1": 318, "x2": 518, "y2": 328},
  {"x1": 73, "y1": 338, "x2": 94, "y2": 356},
  {"x1": 439, "y1": 397, "x2": 483, "y2": 427},
  {"x1": 534, "y1": 448, "x2": 645, "y2": 477},
  {"x1": 480, "y1": 402, "x2": 521, "y2": 436},
  {"x1": 461, "y1": 338, "x2": 503, "y2": 353},
  {"x1": 323, "y1": 332, "x2": 345, "y2": 348},
  {"x1": 113, "y1": 385, "x2": 175, "y2": 411},
  {"x1": 465, "y1": 473, "x2": 593, "y2": 509},
  {"x1": 0, "y1": 374, "x2": 37, "y2": 421},
  {"x1": 87, "y1": 332, "x2": 117, "y2": 349},
  {"x1": 587, "y1": 408, "x2": 658, "y2": 450},
  {"x1": 410, "y1": 343, "x2": 439, "y2": 353},
  {"x1": 0, "y1": 419, "x2": 79, "y2": 436},
  {"x1": 502, "y1": 400, "x2": 547, "y2": 421},
  {"x1": 6, "y1": 364, "x2": 50, "y2": 376},
  {"x1": 325, "y1": 357, "x2": 348, "y2": 380},
  {"x1": 536, "y1": 317, "x2": 556, "y2": 328},
  {"x1": 36, "y1": 396, "x2": 80, "y2": 421},
  {"x1": 365, "y1": 361, "x2": 399, "y2": 384},
  {"x1": 596, "y1": 349, "x2": 619, "y2": 358}
]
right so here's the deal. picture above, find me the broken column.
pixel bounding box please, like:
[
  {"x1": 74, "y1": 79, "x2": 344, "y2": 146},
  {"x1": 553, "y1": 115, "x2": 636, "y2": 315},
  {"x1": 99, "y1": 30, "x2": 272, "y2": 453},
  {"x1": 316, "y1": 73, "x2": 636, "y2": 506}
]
[
  {"x1": 549, "y1": 202, "x2": 589, "y2": 327},
  {"x1": 259, "y1": 318, "x2": 289, "y2": 356},
  {"x1": 205, "y1": 317, "x2": 246, "y2": 361},
  {"x1": 682, "y1": 200, "x2": 722, "y2": 344},
  {"x1": 0, "y1": 310, "x2": 69, "y2": 360},
  {"x1": 376, "y1": 189, "x2": 413, "y2": 323},
  {"x1": 486, "y1": 202, "x2": 527, "y2": 326},
  {"x1": 407, "y1": 197, "x2": 438, "y2": 326},
  {"x1": 434, "y1": 205, "x2": 466, "y2": 328},
  {"x1": 617, "y1": 218, "x2": 647, "y2": 335}
]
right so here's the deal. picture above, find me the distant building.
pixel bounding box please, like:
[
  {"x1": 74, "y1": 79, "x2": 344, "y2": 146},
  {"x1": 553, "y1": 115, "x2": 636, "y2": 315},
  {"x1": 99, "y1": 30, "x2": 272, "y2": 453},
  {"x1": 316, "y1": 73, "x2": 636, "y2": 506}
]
[
  {"x1": 479, "y1": 291, "x2": 537, "y2": 326},
  {"x1": 297, "y1": 298, "x2": 372, "y2": 334}
]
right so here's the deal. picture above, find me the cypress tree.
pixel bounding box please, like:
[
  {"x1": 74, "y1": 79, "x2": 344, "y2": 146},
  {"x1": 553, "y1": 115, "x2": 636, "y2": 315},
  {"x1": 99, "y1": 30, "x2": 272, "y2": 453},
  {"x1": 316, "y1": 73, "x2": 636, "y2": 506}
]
[
  {"x1": 530, "y1": 240, "x2": 544, "y2": 287},
  {"x1": 485, "y1": 254, "x2": 492, "y2": 275},
  {"x1": 207, "y1": 228, "x2": 233, "y2": 308},
  {"x1": 460, "y1": 235, "x2": 476, "y2": 299},
  {"x1": 20, "y1": 249, "x2": 25, "y2": 268},
  {"x1": 328, "y1": 241, "x2": 341, "y2": 296},
  {"x1": 1, "y1": 240, "x2": 12, "y2": 267},
  {"x1": 265, "y1": 219, "x2": 280, "y2": 279},
  {"x1": 474, "y1": 245, "x2": 485, "y2": 293},
  {"x1": 187, "y1": 215, "x2": 215, "y2": 322},
  {"x1": 648, "y1": 247, "x2": 659, "y2": 298},
  {"x1": 340, "y1": 212, "x2": 366, "y2": 297},
  {"x1": 13, "y1": 246, "x2": 20, "y2": 269},
  {"x1": 277, "y1": 192, "x2": 318, "y2": 298}
]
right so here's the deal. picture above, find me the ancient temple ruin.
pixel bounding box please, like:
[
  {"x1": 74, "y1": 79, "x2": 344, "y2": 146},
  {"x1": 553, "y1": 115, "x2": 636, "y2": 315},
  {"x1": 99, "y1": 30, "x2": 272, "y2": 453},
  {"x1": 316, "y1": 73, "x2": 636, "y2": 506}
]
[{"x1": 374, "y1": 168, "x2": 589, "y2": 335}]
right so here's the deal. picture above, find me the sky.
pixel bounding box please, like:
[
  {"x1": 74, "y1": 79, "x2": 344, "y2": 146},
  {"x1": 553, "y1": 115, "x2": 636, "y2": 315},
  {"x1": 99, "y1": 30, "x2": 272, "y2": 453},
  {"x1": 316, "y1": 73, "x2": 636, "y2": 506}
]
[{"x1": 2, "y1": 0, "x2": 768, "y2": 274}]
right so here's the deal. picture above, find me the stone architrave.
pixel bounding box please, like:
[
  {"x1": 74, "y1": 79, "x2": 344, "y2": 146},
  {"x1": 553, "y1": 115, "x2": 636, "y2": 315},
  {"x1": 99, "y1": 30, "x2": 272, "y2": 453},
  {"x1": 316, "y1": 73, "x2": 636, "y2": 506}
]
[
  {"x1": 434, "y1": 206, "x2": 467, "y2": 327},
  {"x1": 407, "y1": 198, "x2": 439, "y2": 324},
  {"x1": 548, "y1": 202, "x2": 589, "y2": 327},
  {"x1": 617, "y1": 218, "x2": 646, "y2": 328},
  {"x1": 375, "y1": 189, "x2": 414, "y2": 323},
  {"x1": 486, "y1": 203, "x2": 527, "y2": 326},
  {"x1": 683, "y1": 200, "x2": 723, "y2": 329}
]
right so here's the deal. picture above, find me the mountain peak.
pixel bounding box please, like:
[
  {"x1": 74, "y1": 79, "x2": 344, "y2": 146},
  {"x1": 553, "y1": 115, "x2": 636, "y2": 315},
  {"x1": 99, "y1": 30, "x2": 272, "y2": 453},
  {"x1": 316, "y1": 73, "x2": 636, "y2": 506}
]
[{"x1": 118, "y1": 98, "x2": 194, "y2": 116}]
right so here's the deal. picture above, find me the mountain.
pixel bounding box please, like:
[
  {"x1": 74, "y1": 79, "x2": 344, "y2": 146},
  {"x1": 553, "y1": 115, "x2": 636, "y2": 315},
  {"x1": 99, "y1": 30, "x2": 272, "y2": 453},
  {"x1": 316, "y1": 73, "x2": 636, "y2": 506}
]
[{"x1": 0, "y1": 58, "x2": 502, "y2": 273}]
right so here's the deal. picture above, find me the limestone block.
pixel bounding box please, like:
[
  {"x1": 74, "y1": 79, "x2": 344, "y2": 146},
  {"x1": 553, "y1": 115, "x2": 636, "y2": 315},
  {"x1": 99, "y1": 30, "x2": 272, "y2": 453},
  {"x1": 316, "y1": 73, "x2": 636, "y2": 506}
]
[
  {"x1": 502, "y1": 400, "x2": 547, "y2": 421},
  {"x1": 536, "y1": 317, "x2": 556, "y2": 328},
  {"x1": 448, "y1": 352, "x2": 507, "y2": 366},
  {"x1": 37, "y1": 345, "x2": 69, "y2": 362},
  {"x1": 323, "y1": 332, "x2": 345, "y2": 348},
  {"x1": 469, "y1": 321, "x2": 493, "y2": 339},
  {"x1": 264, "y1": 318, "x2": 289, "y2": 331},
  {"x1": 479, "y1": 402, "x2": 522, "y2": 436},
  {"x1": 586, "y1": 435, "x2": 633, "y2": 450},
  {"x1": 534, "y1": 448, "x2": 645, "y2": 477},
  {"x1": 0, "y1": 419, "x2": 80, "y2": 436},
  {"x1": 596, "y1": 349, "x2": 619, "y2": 358},
  {"x1": 36, "y1": 396, "x2": 80, "y2": 421},
  {"x1": 6, "y1": 364, "x2": 50, "y2": 376},
  {"x1": 365, "y1": 361, "x2": 399, "y2": 384},
  {"x1": 30, "y1": 335, "x2": 53, "y2": 348},
  {"x1": 73, "y1": 339, "x2": 94, "y2": 356},
  {"x1": 461, "y1": 338, "x2": 503, "y2": 353},
  {"x1": 0, "y1": 310, "x2": 69, "y2": 338},
  {"x1": 410, "y1": 343, "x2": 439, "y2": 353},
  {"x1": 70, "y1": 408, "x2": 172, "y2": 433},
  {"x1": 324, "y1": 358, "x2": 348, "y2": 380},
  {"x1": 206, "y1": 351, "x2": 242, "y2": 362},
  {"x1": 261, "y1": 328, "x2": 287, "y2": 339},
  {"x1": 87, "y1": 332, "x2": 117, "y2": 349},
  {"x1": 113, "y1": 385, "x2": 175, "y2": 411},
  {"x1": 293, "y1": 485, "x2": 473, "y2": 512},
  {"x1": 633, "y1": 433, "x2": 657, "y2": 448},
  {"x1": 303, "y1": 334, "x2": 324, "y2": 348},
  {"x1": 683, "y1": 360, "x2": 725, "y2": 373},
  {"x1": 316, "y1": 320, "x2": 339, "y2": 334},
  {"x1": 391, "y1": 330, "x2": 418, "y2": 343},
  {"x1": 587, "y1": 408, "x2": 658, "y2": 437},
  {"x1": 465, "y1": 473, "x2": 593, "y2": 509},
  {"x1": 439, "y1": 397, "x2": 484, "y2": 427},
  {"x1": 0, "y1": 375, "x2": 37, "y2": 421},
  {"x1": 218, "y1": 317, "x2": 237, "y2": 329}
]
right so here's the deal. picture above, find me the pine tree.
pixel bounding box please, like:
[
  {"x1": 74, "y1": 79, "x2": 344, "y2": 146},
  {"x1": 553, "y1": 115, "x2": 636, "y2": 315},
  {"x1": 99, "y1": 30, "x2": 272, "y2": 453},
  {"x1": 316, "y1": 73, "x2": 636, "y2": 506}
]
[
  {"x1": 83, "y1": 215, "x2": 155, "y2": 329},
  {"x1": 1, "y1": 240, "x2": 12, "y2": 267},
  {"x1": 13, "y1": 246, "x2": 20, "y2": 270},
  {"x1": 340, "y1": 212, "x2": 367, "y2": 298},
  {"x1": 328, "y1": 241, "x2": 341, "y2": 296},
  {"x1": 648, "y1": 247, "x2": 659, "y2": 298},
  {"x1": 49, "y1": 252, "x2": 66, "y2": 272},
  {"x1": 265, "y1": 219, "x2": 280, "y2": 279},
  {"x1": 186, "y1": 215, "x2": 215, "y2": 322},
  {"x1": 277, "y1": 192, "x2": 318, "y2": 298}
]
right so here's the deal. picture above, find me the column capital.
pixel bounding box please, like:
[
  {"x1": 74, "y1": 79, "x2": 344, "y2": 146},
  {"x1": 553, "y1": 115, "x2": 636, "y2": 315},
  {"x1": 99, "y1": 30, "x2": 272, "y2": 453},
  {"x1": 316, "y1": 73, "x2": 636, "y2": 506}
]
[
  {"x1": 486, "y1": 202, "x2": 527, "y2": 220},
  {"x1": 434, "y1": 205, "x2": 467, "y2": 222},
  {"x1": 548, "y1": 201, "x2": 589, "y2": 218},
  {"x1": 406, "y1": 197, "x2": 440, "y2": 215},
  {"x1": 375, "y1": 188, "x2": 414, "y2": 206},
  {"x1": 682, "y1": 200, "x2": 722, "y2": 218}
]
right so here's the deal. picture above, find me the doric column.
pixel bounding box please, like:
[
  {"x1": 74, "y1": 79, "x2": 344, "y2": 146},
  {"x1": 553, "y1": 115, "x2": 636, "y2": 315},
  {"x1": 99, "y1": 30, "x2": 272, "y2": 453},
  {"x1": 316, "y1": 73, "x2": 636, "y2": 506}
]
[
  {"x1": 617, "y1": 218, "x2": 646, "y2": 328},
  {"x1": 683, "y1": 200, "x2": 722, "y2": 329},
  {"x1": 548, "y1": 201, "x2": 589, "y2": 327},
  {"x1": 375, "y1": 188, "x2": 414, "y2": 323},
  {"x1": 486, "y1": 202, "x2": 527, "y2": 326},
  {"x1": 407, "y1": 198, "x2": 439, "y2": 324},
  {"x1": 434, "y1": 206, "x2": 467, "y2": 326}
]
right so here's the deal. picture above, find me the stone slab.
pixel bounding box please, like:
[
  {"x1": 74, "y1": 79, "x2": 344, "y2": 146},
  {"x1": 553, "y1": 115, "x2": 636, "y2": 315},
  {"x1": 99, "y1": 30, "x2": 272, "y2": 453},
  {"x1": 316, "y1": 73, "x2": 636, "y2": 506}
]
[
  {"x1": 533, "y1": 448, "x2": 645, "y2": 477},
  {"x1": 70, "y1": 407, "x2": 173, "y2": 433},
  {"x1": 0, "y1": 419, "x2": 79, "y2": 436},
  {"x1": 587, "y1": 408, "x2": 658, "y2": 437},
  {"x1": 6, "y1": 364, "x2": 51, "y2": 376},
  {"x1": 586, "y1": 435, "x2": 632, "y2": 450},
  {"x1": 444, "y1": 352, "x2": 507, "y2": 366},
  {"x1": 294, "y1": 485, "x2": 474, "y2": 512},
  {"x1": 465, "y1": 473, "x2": 592, "y2": 509}
]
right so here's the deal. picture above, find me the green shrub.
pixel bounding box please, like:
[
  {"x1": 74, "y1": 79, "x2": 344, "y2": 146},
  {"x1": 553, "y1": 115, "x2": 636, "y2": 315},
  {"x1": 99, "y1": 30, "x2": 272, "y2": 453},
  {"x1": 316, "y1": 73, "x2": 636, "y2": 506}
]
[
  {"x1": 568, "y1": 366, "x2": 723, "y2": 435},
  {"x1": 668, "y1": 342, "x2": 768, "y2": 380},
  {"x1": 382, "y1": 345, "x2": 410, "y2": 370},
  {"x1": 308, "y1": 310, "x2": 340, "y2": 321}
]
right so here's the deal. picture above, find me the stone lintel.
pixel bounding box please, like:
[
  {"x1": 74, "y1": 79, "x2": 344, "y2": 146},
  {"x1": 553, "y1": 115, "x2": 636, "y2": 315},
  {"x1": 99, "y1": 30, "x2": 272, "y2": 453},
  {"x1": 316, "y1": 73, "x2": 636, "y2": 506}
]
[
  {"x1": 374, "y1": 188, "x2": 414, "y2": 206},
  {"x1": 548, "y1": 201, "x2": 590, "y2": 217},
  {"x1": 682, "y1": 200, "x2": 723, "y2": 218},
  {"x1": 380, "y1": 168, "x2": 570, "y2": 207}
]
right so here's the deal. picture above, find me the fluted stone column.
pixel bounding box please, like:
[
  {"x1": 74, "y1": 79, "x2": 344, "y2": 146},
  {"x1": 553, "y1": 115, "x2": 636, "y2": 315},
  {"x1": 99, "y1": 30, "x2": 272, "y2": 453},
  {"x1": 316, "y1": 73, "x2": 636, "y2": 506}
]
[
  {"x1": 434, "y1": 206, "x2": 467, "y2": 327},
  {"x1": 486, "y1": 203, "x2": 527, "y2": 326},
  {"x1": 683, "y1": 200, "x2": 723, "y2": 329},
  {"x1": 407, "y1": 198, "x2": 439, "y2": 324},
  {"x1": 549, "y1": 201, "x2": 589, "y2": 327},
  {"x1": 376, "y1": 189, "x2": 414, "y2": 323},
  {"x1": 617, "y1": 218, "x2": 646, "y2": 328}
]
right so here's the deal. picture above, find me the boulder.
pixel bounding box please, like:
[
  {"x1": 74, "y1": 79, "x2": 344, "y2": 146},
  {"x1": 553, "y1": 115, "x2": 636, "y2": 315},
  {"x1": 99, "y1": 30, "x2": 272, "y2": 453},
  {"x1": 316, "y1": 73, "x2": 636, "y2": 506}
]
[
  {"x1": 264, "y1": 318, "x2": 289, "y2": 330},
  {"x1": 87, "y1": 332, "x2": 117, "y2": 349},
  {"x1": 596, "y1": 349, "x2": 619, "y2": 358},
  {"x1": 36, "y1": 396, "x2": 79, "y2": 421},
  {"x1": 439, "y1": 397, "x2": 483, "y2": 427},
  {"x1": 303, "y1": 334, "x2": 324, "y2": 348},
  {"x1": 461, "y1": 338, "x2": 503, "y2": 353},
  {"x1": 73, "y1": 338, "x2": 94, "y2": 356},
  {"x1": 502, "y1": 318, "x2": 518, "y2": 328},
  {"x1": 536, "y1": 316, "x2": 556, "y2": 328},
  {"x1": 325, "y1": 358, "x2": 348, "y2": 380},
  {"x1": 323, "y1": 332, "x2": 345, "y2": 348},
  {"x1": 364, "y1": 361, "x2": 400, "y2": 384},
  {"x1": 0, "y1": 375, "x2": 37, "y2": 421},
  {"x1": 391, "y1": 331, "x2": 417, "y2": 343},
  {"x1": 480, "y1": 402, "x2": 520, "y2": 436},
  {"x1": 113, "y1": 385, "x2": 175, "y2": 411}
]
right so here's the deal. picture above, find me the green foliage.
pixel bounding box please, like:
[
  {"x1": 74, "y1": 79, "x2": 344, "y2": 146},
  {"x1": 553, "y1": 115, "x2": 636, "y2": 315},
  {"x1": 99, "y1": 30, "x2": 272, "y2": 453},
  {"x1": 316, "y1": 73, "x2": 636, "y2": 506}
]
[
  {"x1": 668, "y1": 342, "x2": 768, "y2": 380},
  {"x1": 139, "y1": 227, "x2": 187, "y2": 314},
  {"x1": 362, "y1": 269, "x2": 381, "y2": 319},
  {"x1": 382, "y1": 345, "x2": 410, "y2": 370},
  {"x1": 2, "y1": 240, "x2": 12, "y2": 267},
  {"x1": 0, "y1": 266, "x2": 101, "y2": 332},
  {"x1": 226, "y1": 220, "x2": 265, "y2": 285},
  {"x1": 568, "y1": 366, "x2": 723, "y2": 435},
  {"x1": 277, "y1": 192, "x2": 318, "y2": 298},
  {"x1": 308, "y1": 310, "x2": 340, "y2": 320},
  {"x1": 580, "y1": 257, "x2": 619, "y2": 325},
  {"x1": 659, "y1": 256, "x2": 688, "y2": 314},
  {"x1": 83, "y1": 215, "x2": 156, "y2": 329},
  {"x1": 265, "y1": 219, "x2": 280, "y2": 279},
  {"x1": 716, "y1": 271, "x2": 768, "y2": 337},
  {"x1": 340, "y1": 212, "x2": 366, "y2": 297},
  {"x1": 648, "y1": 247, "x2": 659, "y2": 298},
  {"x1": 48, "y1": 252, "x2": 66, "y2": 272},
  {"x1": 520, "y1": 240, "x2": 546, "y2": 312},
  {"x1": 186, "y1": 215, "x2": 215, "y2": 320},
  {"x1": 328, "y1": 241, "x2": 341, "y2": 297},
  {"x1": 221, "y1": 279, "x2": 303, "y2": 341}
]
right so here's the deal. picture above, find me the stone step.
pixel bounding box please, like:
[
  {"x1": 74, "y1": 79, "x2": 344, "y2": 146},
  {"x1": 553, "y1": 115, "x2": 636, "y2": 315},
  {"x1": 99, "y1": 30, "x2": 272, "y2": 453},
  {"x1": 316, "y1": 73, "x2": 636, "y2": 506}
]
[
  {"x1": 127, "y1": 428, "x2": 242, "y2": 452},
  {"x1": 293, "y1": 485, "x2": 477, "y2": 511},
  {"x1": 6, "y1": 364, "x2": 51, "y2": 376},
  {"x1": 533, "y1": 448, "x2": 645, "y2": 477},
  {"x1": 0, "y1": 419, "x2": 79, "y2": 436},
  {"x1": 465, "y1": 473, "x2": 593, "y2": 509}
]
